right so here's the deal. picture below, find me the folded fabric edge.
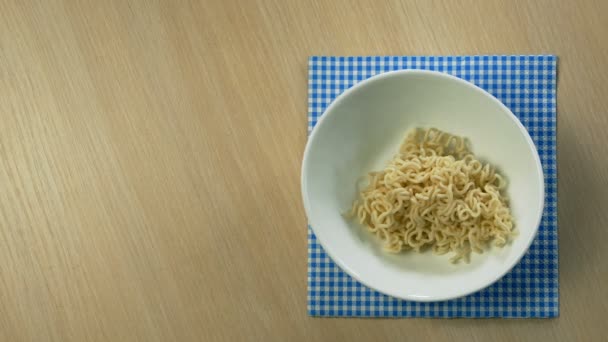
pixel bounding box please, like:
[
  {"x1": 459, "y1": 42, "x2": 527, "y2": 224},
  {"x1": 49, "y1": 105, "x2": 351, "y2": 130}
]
[{"x1": 308, "y1": 54, "x2": 557, "y2": 62}]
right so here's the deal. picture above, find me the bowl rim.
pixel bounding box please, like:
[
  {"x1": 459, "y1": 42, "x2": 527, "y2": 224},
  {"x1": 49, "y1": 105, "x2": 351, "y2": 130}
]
[{"x1": 301, "y1": 69, "x2": 545, "y2": 302}]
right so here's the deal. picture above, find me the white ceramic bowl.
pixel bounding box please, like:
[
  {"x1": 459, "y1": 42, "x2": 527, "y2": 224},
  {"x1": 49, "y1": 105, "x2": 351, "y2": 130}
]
[{"x1": 301, "y1": 70, "x2": 544, "y2": 302}]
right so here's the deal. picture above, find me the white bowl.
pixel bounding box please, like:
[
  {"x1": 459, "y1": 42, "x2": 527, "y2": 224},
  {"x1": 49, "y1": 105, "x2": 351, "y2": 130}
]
[{"x1": 301, "y1": 70, "x2": 544, "y2": 302}]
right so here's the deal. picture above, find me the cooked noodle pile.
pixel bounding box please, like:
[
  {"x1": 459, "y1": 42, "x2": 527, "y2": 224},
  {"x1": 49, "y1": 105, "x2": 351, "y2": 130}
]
[{"x1": 348, "y1": 128, "x2": 514, "y2": 263}]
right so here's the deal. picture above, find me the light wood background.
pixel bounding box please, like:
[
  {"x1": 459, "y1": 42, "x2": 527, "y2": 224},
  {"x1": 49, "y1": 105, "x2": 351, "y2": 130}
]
[{"x1": 0, "y1": 0, "x2": 606, "y2": 341}]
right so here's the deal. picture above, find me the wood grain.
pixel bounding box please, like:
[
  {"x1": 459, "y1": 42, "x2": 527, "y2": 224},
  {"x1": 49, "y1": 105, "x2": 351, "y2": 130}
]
[{"x1": 0, "y1": 0, "x2": 606, "y2": 340}]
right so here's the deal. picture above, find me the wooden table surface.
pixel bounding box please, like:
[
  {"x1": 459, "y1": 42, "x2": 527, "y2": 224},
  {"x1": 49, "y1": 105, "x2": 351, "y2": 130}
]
[{"x1": 1, "y1": 0, "x2": 607, "y2": 341}]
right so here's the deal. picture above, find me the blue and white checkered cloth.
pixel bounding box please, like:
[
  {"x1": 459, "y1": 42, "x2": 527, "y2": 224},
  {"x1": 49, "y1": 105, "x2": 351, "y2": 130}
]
[{"x1": 307, "y1": 55, "x2": 558, "y2": 318}]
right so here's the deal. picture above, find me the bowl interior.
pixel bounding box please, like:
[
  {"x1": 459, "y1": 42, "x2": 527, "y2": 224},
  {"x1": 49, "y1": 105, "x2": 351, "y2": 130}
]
[{"x1": 302, "y1": 70, "x2": 544, "y2": 301}]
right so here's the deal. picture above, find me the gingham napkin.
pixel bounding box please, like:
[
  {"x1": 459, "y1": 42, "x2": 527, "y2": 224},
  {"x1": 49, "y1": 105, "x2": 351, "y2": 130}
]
[{"x1": 307, "y1": 55, "x2": 558, "y2": 318}]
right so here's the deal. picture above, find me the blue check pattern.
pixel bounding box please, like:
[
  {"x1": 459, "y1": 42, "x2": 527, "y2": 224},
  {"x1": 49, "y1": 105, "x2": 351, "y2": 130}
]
[{"x1": 307, "y1": 56, "x2": 558, "y2": 318}]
